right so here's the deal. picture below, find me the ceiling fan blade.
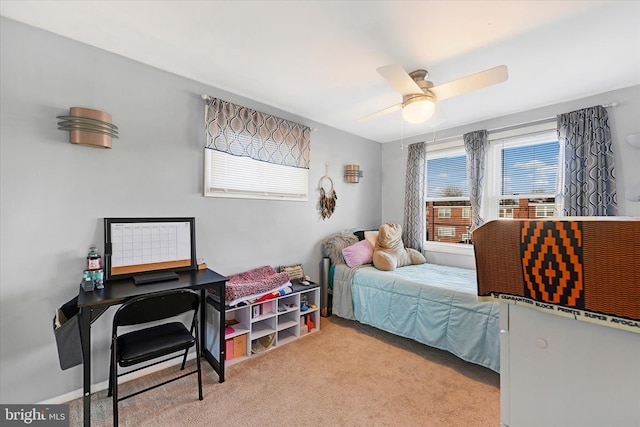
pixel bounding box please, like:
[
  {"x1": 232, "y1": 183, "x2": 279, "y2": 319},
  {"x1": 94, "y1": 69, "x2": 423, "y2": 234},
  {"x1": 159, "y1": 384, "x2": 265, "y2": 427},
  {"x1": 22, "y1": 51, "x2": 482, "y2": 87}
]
[
  {"x1": 431, "y1": 65, "x2": 508, "y2": 101},
  {"x1": 377, "y1": 64, "x2": 423, "y2": 96},
  {"x1": 357, "y1": 103, "x2": 402, "y2": 123}
]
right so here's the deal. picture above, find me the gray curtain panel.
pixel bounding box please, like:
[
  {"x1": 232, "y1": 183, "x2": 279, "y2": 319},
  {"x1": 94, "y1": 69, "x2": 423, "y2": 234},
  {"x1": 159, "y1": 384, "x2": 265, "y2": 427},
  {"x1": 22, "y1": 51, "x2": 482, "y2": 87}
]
[
  {"x1": 463, "y1": 130, "x2": 488, "y2": 232},
  {"x1": 403, "y1": 142, "x2": 426, "y2": 251},
  {"x1": 205, "y1": 97, "x2": 310, "y2": 169},
  {"x1": 556, "y1": 105, "x2": 617, "y2": 216}
]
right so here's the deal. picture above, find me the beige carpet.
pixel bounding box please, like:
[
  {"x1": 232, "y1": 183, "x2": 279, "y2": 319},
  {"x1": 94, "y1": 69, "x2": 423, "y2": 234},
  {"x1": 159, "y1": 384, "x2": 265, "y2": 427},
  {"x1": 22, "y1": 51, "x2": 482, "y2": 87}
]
[{"x1": 68, "y1": 316, "x2": 500, "y2": 426}]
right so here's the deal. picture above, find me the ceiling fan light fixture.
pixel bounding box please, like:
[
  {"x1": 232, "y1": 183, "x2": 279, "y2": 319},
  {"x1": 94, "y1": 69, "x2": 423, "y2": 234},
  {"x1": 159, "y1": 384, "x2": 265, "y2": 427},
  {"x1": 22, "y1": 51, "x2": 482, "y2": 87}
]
[{"x1": 402, "y1": 96, "x2": 436, "y2": 124}]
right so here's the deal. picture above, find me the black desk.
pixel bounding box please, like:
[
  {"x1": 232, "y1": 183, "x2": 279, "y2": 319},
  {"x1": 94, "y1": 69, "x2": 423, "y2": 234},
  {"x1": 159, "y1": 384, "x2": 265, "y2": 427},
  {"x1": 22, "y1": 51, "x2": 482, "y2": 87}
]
[{"x1": 77, "y1": 268, "x2": 227, "y2": 427}]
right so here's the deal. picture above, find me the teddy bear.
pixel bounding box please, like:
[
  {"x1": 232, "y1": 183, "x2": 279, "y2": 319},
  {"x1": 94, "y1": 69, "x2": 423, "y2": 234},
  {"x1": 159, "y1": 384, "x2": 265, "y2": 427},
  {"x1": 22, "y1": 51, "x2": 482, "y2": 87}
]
[{"x1": 372, "y1": 223, "x2": 426, "y2": 271}]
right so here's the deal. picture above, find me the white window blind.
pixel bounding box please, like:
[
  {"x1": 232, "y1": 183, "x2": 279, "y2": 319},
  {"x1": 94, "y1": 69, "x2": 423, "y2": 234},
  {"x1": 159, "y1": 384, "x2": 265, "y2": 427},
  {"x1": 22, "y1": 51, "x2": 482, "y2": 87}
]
[
  {"x1": 426, "y1": 150, "x2": 469, "y2": 200},
  {"x1": 205, "y1": 150, "x2": 308, "y2": 201},
  {"x1": 499, "y1": 139, "x2": 559, "y2": 198}
]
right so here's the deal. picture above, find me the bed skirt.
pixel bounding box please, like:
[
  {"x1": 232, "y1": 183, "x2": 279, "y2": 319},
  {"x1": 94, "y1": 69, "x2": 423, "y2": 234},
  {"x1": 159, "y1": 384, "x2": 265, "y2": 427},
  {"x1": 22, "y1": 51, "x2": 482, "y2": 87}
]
[{"x1": 336, "y1": 263, "x2": 500, "y2": 372}]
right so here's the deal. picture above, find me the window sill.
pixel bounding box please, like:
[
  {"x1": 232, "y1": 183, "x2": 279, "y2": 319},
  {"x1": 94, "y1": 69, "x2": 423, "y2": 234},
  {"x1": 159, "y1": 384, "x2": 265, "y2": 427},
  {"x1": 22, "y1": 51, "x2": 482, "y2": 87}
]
[{"x1": 423, "y1": 241, "x2": 475, "y2": 256}]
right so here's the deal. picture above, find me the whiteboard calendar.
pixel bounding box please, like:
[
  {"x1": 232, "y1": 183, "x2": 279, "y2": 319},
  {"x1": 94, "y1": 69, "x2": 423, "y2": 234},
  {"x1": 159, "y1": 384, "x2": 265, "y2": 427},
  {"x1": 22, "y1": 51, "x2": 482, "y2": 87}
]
[
  {"x1": 110, "y1": 222, "x2": 191, "y2": 267},
  {"x1": 104, "y1": 217, "x2": 197, "y2": 280}
]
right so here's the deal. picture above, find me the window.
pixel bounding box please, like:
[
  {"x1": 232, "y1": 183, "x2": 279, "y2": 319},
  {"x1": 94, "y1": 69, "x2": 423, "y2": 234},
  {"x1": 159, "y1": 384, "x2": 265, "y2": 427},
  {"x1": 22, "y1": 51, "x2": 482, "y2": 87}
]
[
  {"x1": 487, "y1": 130, "x2": 559, "y2": 221},
  {"x1": 204, "y1": 97, "x2": 310, "y2": 201},
  {"x1": 438, "y1": 227, "x2": 456, "y2": 237},
  {"x1": 438, "y1": 207, "x2": 451, "y2": 218},
  {"x1": 535, "y1": 205, "x2": 556, "y2": 217},
  {"x1": 424, "y1": 126, "x2": 561, "y2": 250},
  {"x1": 425, "y1": 148, "x2": 472, "y2": 244},
  {"x1": 499, "y1": 206, "x2": 515, "y2": 218}
]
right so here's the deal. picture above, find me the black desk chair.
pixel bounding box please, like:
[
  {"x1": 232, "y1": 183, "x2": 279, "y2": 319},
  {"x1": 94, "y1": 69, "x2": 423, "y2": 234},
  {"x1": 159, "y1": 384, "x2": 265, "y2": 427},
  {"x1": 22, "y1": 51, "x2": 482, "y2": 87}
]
[{"x1": 108, "y1": 289, "x2": 203, "y2": 425}]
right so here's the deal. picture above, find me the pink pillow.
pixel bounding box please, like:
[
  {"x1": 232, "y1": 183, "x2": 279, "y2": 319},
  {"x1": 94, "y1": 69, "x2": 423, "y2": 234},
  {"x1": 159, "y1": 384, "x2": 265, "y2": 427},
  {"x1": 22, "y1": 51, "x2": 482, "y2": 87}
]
[{"x1": 342, "y1": 240, "x2": 374, "y2": 268}]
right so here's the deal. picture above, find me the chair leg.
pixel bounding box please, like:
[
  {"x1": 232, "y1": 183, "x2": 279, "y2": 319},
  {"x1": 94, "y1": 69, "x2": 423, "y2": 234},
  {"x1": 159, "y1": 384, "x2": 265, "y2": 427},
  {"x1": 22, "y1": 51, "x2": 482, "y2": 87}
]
[
  {"x1": 107, "y1": 344, "x2": 114, "y2": 397},
  {"x1": 112, "y1": 342, "x2": 119, "y2": 427},
  {"x1": 180, "y1": 348, "x2": 188, "y2": 370},
  {"x1": 195, "y1": 322, "x2": 203, "y2": 400}
]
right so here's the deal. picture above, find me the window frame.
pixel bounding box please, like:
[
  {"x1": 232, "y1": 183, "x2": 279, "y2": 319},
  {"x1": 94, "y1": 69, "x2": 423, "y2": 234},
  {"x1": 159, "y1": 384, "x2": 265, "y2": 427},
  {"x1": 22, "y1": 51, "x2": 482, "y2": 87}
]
[
  {"x1": 423, "y1": 122, "x2": 560, "y2": 255},
  {"x1": 483, "y1": 125, "x2": 559, "y2": 222}
]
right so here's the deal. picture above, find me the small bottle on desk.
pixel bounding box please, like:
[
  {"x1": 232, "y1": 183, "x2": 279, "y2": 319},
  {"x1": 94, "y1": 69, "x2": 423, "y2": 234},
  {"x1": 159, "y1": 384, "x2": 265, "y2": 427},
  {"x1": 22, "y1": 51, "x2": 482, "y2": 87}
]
[
  {"x1": 84, "y1": 246, "x2": 104, "y2": 290},
  {"x1": 87, "y1": 246, "x2": 102, "y2": 270}
]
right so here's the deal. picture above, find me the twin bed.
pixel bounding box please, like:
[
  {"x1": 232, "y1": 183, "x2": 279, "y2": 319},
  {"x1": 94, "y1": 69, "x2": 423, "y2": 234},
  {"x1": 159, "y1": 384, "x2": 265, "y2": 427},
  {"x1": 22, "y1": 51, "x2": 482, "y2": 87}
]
[{"x1": 321, "y1": 231, "x2": 500, "y2": 373}]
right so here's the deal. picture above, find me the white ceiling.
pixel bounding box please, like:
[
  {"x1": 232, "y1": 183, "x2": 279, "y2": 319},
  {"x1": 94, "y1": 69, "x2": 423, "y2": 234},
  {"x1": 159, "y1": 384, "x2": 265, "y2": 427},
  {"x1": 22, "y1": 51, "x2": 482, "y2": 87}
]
[{"x1": 1, "y1": 1, "x2": 639, "y2": 143}]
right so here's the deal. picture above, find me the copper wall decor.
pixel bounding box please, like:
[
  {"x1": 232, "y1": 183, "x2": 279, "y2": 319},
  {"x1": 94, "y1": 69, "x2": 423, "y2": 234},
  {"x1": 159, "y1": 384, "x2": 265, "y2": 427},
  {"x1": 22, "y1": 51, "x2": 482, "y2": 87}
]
[
  {"x1": 57, "y1": 107, "x2": 119, "y2": 148},
  {"x1": 344, "y1": 164, "x2": 363, "y2": 183}
]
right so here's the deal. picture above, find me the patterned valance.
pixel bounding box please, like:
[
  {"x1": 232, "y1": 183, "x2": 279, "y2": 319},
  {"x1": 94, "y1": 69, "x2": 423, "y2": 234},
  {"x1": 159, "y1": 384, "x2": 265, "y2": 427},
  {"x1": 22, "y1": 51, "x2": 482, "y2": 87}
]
[{"x1": 205, "y1": 97, "x2": 310, "y2": 169}]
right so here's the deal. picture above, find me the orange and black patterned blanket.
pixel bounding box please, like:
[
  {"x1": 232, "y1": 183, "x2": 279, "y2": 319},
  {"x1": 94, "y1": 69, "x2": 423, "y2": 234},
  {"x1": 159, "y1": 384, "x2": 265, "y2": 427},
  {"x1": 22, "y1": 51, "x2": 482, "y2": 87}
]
[{"x1": 474, "y1": 218, "x2": 640, "y2": 333}]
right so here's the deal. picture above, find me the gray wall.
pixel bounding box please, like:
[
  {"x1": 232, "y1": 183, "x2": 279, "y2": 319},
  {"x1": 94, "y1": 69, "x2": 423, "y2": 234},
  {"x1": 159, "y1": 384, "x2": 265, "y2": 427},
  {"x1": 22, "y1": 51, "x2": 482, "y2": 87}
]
[
  {"x1": 382, "y1": 85, "x2": 640, "y2": 267},
  {"x1": 0, "y1": 18, "x2": 382, "y2": 403}
]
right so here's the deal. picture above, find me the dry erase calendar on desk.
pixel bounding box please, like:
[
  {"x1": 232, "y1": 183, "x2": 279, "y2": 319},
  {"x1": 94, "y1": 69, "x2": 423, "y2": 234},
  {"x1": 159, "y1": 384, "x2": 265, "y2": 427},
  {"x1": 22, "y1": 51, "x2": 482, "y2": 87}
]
[{"x1": 104, "y1": 217, "x2": 197, "y2": 281}]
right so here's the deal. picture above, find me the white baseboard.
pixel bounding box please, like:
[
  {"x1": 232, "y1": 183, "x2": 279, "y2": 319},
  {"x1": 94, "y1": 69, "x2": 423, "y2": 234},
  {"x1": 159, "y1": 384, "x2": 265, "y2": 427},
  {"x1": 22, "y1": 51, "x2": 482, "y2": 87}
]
[{"x1": 39, "y1": 353, "x2": 196, "y2": 404}]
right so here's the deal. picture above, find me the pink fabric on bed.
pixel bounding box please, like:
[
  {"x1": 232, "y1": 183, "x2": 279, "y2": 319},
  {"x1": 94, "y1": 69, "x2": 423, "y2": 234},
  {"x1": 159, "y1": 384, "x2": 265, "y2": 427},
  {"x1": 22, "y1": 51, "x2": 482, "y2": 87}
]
[
  {"x1": 223, "y1": 265, "x2": 290, "y2": 302},
  {"x1": 342, "y1": 239, "x2": 374, "y2": 268}
]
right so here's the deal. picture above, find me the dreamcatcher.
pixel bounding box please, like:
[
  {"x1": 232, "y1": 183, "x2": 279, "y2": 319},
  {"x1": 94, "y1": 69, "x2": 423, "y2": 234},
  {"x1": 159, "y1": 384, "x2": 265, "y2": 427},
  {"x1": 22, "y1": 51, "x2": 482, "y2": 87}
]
[{"x1": 319, "y1": 175, "x2": 337, "y2": 220}]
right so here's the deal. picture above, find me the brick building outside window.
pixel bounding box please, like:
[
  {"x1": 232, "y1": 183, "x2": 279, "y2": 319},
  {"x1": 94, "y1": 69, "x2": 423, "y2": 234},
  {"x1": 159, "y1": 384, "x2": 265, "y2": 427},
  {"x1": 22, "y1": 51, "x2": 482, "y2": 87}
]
[{"x1": 426, "y1": 197, "x2": 555, "y2": 244}]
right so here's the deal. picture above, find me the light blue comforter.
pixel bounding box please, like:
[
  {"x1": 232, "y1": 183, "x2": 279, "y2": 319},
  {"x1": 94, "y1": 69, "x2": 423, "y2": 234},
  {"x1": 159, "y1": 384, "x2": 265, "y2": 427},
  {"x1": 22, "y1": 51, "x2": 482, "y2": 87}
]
[{"x1": 344, "y1": 263, "x2": 500, "y2": 372}]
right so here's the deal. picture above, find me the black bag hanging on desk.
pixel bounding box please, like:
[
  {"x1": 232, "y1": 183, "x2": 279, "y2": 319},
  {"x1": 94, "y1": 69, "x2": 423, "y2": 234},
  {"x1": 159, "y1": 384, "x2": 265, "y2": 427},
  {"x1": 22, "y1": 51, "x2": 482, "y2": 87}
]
[{"x1": 53, "y1": 295, "x2": 83, "y2": 370}]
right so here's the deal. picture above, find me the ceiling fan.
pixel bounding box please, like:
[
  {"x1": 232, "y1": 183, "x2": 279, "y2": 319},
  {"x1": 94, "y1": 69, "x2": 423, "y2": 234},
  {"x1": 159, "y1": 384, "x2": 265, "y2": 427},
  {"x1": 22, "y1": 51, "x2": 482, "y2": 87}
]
[{"x1": 358, "y1": 64, "x2": 508, "y2": 124}]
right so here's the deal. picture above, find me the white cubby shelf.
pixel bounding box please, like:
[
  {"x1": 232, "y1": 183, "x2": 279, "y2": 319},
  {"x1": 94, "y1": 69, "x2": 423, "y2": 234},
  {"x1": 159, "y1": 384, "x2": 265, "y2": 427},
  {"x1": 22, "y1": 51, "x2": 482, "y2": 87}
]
[{"x1": 207, "y1": 283, "x2": 320, "y2": 367}]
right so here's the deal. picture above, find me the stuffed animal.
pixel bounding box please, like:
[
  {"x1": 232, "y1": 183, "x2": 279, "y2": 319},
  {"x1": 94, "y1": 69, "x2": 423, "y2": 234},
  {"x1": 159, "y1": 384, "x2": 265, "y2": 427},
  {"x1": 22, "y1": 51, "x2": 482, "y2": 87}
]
[{"x1": 372, "y1": 223, "x2": 426, "y2": 271}]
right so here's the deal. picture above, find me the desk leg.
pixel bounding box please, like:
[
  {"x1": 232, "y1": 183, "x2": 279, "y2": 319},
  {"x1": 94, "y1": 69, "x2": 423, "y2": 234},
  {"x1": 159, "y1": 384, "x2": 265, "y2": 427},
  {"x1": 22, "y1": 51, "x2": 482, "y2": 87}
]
[
  {"x1": 202, "y1": 290, "x2": 226, "y2": 383},
  {"x1": 199, "y1": 289, "x2": 206, "y2": 358},
  {"x1": 200, "y1": 290, "x2": 225, "y2": 382},
  {"x1": 80, "y1": 307, "x2": 91, "y2": 427},
  {"x1": 218, "y1": 299, "x2": 225, "y2": 383}
]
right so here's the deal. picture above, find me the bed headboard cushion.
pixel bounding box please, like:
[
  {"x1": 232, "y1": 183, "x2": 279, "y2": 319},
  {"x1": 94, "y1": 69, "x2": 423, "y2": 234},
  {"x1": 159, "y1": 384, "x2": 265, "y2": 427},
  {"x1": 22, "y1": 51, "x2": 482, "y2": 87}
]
[
  {"x1": 364, "y1": 230, "x2": 379, "y2": 248},
  {"x1": 322, "y1": 231, "x2": 359, "y2": 265},
  {"x1": 342, "y1": 239, "x2": 374, "y2": 268},
  {"x1": 353, "y1": 230, "x2": 371, "y2": 240}
]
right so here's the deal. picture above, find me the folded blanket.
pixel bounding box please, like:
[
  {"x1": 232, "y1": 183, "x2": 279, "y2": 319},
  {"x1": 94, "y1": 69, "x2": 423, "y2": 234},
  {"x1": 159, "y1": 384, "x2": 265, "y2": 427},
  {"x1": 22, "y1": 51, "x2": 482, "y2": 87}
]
[
  {"x1": 221, "y1": 265, "x2": 291, "y2": 304},
  {"x1": 227, "y1": 282, "x2": 292, "y2": 307}
]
